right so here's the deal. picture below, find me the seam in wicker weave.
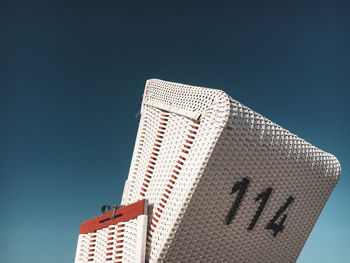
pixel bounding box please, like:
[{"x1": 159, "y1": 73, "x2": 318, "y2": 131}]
[
  {"x1": 139, "y1": 110, "x2": 169, "y2": 198},
  {"x1": 114, "y1": 223, "x2": 125, "y2": 263},
  {"x1": 104, "y1": 225, "x2": 116, "y2": 261},
  {"x1": 146, "y1": 121, "x2": 200, "y2": 243},
  {"x1": 87, "y1": 231, "x2": 96, "y2": 262}
]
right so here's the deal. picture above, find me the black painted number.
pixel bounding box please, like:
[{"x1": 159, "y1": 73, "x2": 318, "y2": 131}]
[
  {"x1": 225, "y1": 178, "x2": 250, "y2": 225},
  {"x1": 225, "y1": 177, "x2": 294, "y2": 237},
  {"x1": 248, "y1": 187, "x2": 272, "y2": 231},
  {"x1": 266, "y1": 196, "x2": 294, "y2": 237}
]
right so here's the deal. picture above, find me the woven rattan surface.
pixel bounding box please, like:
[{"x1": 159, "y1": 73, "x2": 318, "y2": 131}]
[{"x1": 121, "y1": 79, "x2": 340, "y2": 263}]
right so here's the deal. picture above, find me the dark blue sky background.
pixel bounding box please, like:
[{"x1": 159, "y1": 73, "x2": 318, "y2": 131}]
[{"x1": 1, "y1": 1, "x2": 349, "y2": 262}]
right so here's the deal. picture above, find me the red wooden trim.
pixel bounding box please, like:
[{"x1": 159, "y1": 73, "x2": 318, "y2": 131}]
[{"x1": 79, "y1": 200, "x2": 146, "y2": 234}]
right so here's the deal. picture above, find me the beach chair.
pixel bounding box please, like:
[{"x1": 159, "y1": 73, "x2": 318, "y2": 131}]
[{"x1": 75, "y1": 79, "x2": 340, "y2": 262}]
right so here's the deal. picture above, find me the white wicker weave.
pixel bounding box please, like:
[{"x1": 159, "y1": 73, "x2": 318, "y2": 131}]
[
  {"x1": 121, "y1": 79, "x2": 340, "y2": 262},
  {"x1": 74, "y1": 200, "x2": 148, "y2": 263}
]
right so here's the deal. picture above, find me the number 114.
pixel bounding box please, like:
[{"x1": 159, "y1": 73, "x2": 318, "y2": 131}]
[{"x1": 225, "y1": 177, "x2": 294, "y2": 237}]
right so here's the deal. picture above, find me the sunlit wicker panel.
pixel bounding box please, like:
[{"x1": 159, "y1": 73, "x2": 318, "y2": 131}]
[
  {"x1": 123, "y1": 107, "x2": 167, "y2": 205},
  {"x1": 162, "y1": 96, "x2": 340, "y2": 262}
]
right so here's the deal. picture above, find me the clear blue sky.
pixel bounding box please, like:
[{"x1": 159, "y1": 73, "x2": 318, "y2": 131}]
[{"x1": 1, "y1": 1, "x2": 349, "y2": 262}]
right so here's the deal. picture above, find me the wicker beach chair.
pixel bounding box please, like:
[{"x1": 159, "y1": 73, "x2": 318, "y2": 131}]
[{"x1": 75, "y1": 79, "x2": 340, "y2": 263}]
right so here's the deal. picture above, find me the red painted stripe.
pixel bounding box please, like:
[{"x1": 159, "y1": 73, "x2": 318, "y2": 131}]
[{"x1": 79, "y1": 200, "x2": 146, "y2": 234}]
